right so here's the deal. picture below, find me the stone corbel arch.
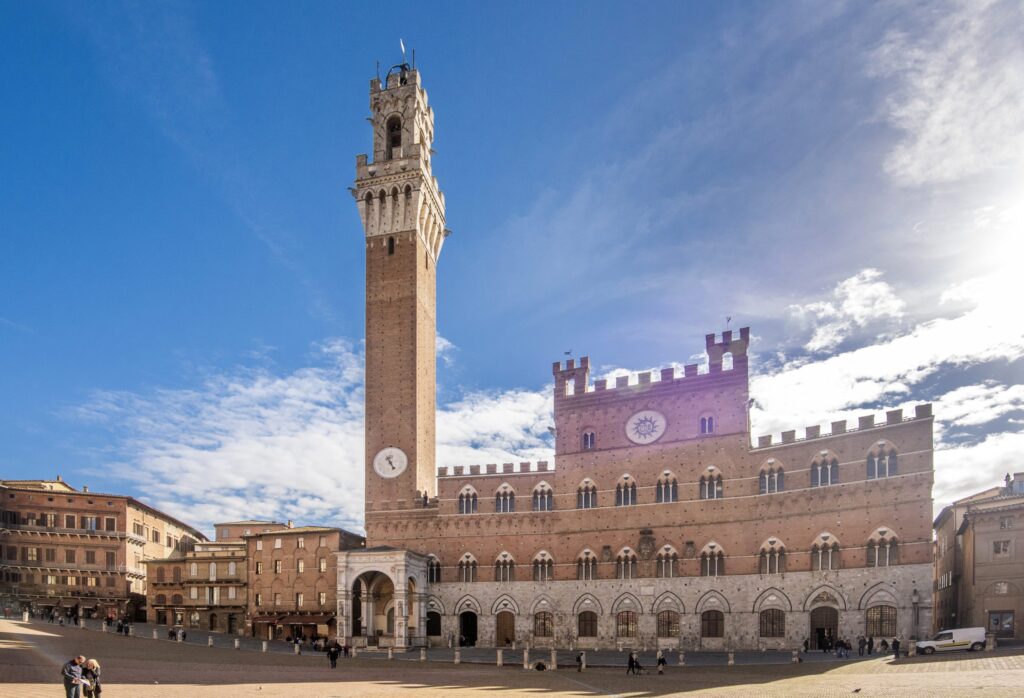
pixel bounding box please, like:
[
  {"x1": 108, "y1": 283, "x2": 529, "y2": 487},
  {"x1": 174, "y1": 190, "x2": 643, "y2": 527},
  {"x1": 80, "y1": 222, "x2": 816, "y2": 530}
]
[
  {"x1": 425, "y1": 595, "x2": 445, "y2": 615},
  {"x1": 491, "y1": 594, "x2": 520, "y2": 615},
  {"x1": 695, "y1": 590, "x2": 731, "y2": 614},
  {"x1": 752, "y1": 587, "x2": 793, "y2": 613},
  {"x1": 651, "y1": 591, "x2": 685, "y2": 614},
  {"x1": 803, "y1": 584, "x2": 848, "y2": 611},
  {"x1": 572, "y1": 593, "x2": 604, "y2": 616},
  {"x1": 454, "y1": 594, "x2": 481, "y2": 615},
  {"x1": 858, "y1": 582, "x2": 899, "y2": 610},
  {"x1": 611, "y1": 592, "x2": 643, "y2": 615},
  {"x1": 531, "y1": 595, "x2": 558, "y2": 615}
]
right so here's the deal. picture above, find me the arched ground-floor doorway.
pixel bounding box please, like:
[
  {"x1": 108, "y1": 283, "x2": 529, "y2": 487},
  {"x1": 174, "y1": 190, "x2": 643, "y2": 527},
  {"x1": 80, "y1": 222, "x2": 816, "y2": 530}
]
[
  {"x1": 459, "y1": 611, "x2": 477, "y2": 646},
  {"x1": 495, "y1": 611, "x2": 515, "y2": 647},
  {"x1": 809, "y1": 606, "x2": 839, "y2": 650}
]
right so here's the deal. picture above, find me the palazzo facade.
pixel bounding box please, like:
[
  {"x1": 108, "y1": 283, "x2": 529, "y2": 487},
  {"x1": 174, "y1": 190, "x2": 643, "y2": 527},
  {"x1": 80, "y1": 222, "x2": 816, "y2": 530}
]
[{"x1": 335, "y1": 65, "x2": 936, "y2": 651}]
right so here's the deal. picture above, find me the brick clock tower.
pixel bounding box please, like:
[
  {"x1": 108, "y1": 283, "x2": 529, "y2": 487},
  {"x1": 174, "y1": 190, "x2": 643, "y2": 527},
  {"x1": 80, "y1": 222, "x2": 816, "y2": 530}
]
[{"x1": 353, "y1": 65, "x2": 447, "y2": 518}]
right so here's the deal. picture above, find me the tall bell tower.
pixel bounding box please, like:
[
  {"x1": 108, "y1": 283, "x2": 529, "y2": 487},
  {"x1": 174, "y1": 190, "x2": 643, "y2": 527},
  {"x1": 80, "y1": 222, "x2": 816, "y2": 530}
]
[{"x1": 354, "y1": 64, "x2": 447, "y2": 516}]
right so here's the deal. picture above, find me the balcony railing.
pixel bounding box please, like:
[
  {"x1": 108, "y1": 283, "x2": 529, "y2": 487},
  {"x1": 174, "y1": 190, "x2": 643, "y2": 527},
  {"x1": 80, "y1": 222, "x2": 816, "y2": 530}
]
[{"x1": 1, "y1": 523, "x2": 125, "y2": 538}]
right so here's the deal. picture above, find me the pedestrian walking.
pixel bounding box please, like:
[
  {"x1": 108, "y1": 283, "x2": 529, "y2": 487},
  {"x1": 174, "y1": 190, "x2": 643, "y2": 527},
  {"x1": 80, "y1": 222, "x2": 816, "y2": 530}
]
[
  {"x1": 327, "y1": 642, "x2": 340, "y2": 669},
  {"x1": 576, "y1": 652, "x2": 583, "y2": 672},
  {"x1": 82, "y1": 658, "x2": 102, "y2": 697},
  {"x1": 867, "y1": 636, "x2": 874, "y2": 655},
  {"x1": 626, "y1": 652, "x2": 636, "y2": 675},
  {"x1": 891, "y1": 637, "x2": 900, "y2": 661},
  {"x1": 858, "y1": 636, "x2": 866, "y2": 656},
  {"x1": 657, "y1": 650, "x2": 666, "y2": 674},
  {"x1": 61, "y1": 655, "x2": 86, "y2": 698}
]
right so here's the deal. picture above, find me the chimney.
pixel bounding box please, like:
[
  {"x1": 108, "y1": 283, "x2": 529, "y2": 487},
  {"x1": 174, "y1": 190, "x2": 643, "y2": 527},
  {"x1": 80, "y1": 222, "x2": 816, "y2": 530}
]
[
  {"x1": 82, "y1": 486, "x2": 89, "y2": 493},
  {"x1": 56, "y1": 474, "x2": 63, "y2": 482},
  {"x1": 287, "y1": 519, "x2": 294, "y2": 529}
]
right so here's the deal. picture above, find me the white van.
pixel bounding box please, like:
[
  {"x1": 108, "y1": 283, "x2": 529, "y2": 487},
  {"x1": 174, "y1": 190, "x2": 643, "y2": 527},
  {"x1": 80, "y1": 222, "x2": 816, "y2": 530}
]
[{"x1": 915, "y1": 627, "x2": 987, "y2": 654}]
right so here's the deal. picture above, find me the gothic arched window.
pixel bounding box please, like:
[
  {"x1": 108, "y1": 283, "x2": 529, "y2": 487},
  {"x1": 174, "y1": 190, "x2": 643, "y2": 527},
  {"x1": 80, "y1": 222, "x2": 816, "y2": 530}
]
[
  {"x1": 577, "y1": 481, "x2": 597, "y2": 509},
  {"x1": 532, "y1": 483, "x2": 554, "y2": 512},
  {"x1": 577, "y1": 551, "x2": 598, "y2": 580},
  {"x1": 385, "y1": 115, "x2": 402, "y2": 159}
]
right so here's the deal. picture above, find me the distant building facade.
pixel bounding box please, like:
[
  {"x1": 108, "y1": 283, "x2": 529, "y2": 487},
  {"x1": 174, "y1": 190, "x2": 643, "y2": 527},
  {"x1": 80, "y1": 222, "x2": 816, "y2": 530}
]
[
  {"x1": 335, "y1": 66, "x2": 937, "y2": 651},
  {"x1": 246, "y1": 524, "x2": 364, "y2": 640},
  {"x1": 144, "y1": 521, "x2": 285, "y2": 634},
  {"x1": 0, "y1": 477, "x2": 204, "y2": 620},
  {"x1": 933, "y1": 473, "x2": 1024, "y2": 640}
]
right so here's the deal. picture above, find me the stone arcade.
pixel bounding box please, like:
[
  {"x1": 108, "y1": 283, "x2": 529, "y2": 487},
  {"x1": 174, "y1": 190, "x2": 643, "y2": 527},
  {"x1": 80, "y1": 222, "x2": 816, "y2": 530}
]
[{"x1": 336, "y1": 64, "x2": 934, "y2": 651}]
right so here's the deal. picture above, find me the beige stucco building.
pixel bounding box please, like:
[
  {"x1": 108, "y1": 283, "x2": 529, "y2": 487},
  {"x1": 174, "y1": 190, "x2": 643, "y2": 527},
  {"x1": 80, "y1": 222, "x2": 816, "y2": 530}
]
[
  {"x1": 335, "y1": 65, "x2": 937, "y2": 651},
  {"x1": 933, "y1": 474, "x2": 1024, "y2": 640}
]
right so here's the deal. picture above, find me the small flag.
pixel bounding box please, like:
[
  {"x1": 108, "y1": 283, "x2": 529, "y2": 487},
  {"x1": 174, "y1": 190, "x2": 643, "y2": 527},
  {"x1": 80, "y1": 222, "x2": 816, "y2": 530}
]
[{"x1": 400, "y1": 39, "x2": 406, "y2": 57}]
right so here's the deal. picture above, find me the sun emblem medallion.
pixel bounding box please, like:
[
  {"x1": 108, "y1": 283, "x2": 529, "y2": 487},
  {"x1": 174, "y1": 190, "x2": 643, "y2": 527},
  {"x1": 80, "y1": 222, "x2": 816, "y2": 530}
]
[{"x1": 625, "y1": 410, "x2": 667, "y2": 445}]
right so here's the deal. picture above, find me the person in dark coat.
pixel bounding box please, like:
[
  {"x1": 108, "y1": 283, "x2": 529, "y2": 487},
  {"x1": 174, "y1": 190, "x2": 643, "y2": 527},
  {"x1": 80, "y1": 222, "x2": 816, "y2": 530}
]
[
  {"x1": 82, "y1": 658, "x2": 102, "y2": 697},
  {"x1": 61, "y1": 655, "x2": 86, "y2": 698},
  {"x1": 867, "y1": 636, "x2": 875, "y2": 655},
  {"x1": 858, "y1": 636, "x2": 866, "y2": 656},
  {"x1": 626, "y1": 652, "x2": 637, "y2": 675},
  {"x1": 327, "y1": 642, "x2": 341, "y2": 668},
  {"x1": 891, "y1": 637, "x2": 901, "y2": 661}
]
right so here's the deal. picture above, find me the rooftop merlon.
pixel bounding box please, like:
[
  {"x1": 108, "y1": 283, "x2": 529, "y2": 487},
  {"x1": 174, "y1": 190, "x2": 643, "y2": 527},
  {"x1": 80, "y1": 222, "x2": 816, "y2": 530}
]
[{"x1": 753, "y1": 403, "x2": 933, "y2": 449}]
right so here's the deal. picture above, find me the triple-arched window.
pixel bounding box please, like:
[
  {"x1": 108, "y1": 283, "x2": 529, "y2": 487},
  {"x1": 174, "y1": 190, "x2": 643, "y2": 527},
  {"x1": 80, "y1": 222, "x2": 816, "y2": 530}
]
[
  {"x1": 759, "y1": 539, "x2": 786, "y2": 574},
  {"x1": 495, "y1": 485, "x2": 515, "y2": 513},
  {"x1": 655, "y1": 473, "x2": 678, "y2": 503},
  {"x1": 867, "y1": 528, "x2": 899, "y2": 567},
  {"x1": 427, "y1": 556, "x2": 442, "y2": 583},
  {"x1": 811, "y1": 455, "x2": 839, "y2": 487},
  {"x1": 532, "y1": 552, "x2": 554, "y2": 582},
  {"x1": 811, "y1": 535, "x2": 841, "y2": 571},
  {"x1": 616, "y1": 549, "x2": 638, "y2": 579},
  {"x1": 532, "y1": 484, "x2": 554, "y2": 512},
  {"x1": 494, "y1": 554, "x2": 515, "y2": 582},
  {"x1": 457, "y1": 555, "x2": 477, "y2": 583},
  {"x1": 577, "y1": 550, "x2": 598, "y2": 580},
  {"x1": 457, "y1": 489, "x2": 478, "y2": 514},
  {"x1": 700, "y1": 472, "x2": 724, "y2": 500},
  {"x1": 615, "y1": 478, "x2": 637, "y2": 506},
  {"x1": 577, "y1": 481, "x2": 597, "y2": 509},
  {"x1": 759, "y1": 463, "x2": 785, "y2": 494},
  {"x1": 867, "y1": 447, "x2": 898, "y2": 479},
  {"x1": 701, "y1": 544, "x2": 725, "y2": 576},
  {"x1": 656, "y1": 547, "x2": 679, "y2": 578}
]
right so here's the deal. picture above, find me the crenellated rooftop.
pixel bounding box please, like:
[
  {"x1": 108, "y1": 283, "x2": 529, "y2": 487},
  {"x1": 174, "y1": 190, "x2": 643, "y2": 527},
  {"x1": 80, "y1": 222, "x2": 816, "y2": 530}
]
[
  {"x1": 752, "y1": 403, "x2": 933, "y2": 449},
  {"x1": 438, "y1": 461, "x2": 551, "y2": 479}
]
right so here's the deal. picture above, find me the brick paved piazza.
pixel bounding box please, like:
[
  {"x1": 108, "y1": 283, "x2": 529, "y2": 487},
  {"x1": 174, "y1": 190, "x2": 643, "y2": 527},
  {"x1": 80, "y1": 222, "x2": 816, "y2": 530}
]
[{"x1": 3, "y1": 620, "x2": 1024, "y2": 697}]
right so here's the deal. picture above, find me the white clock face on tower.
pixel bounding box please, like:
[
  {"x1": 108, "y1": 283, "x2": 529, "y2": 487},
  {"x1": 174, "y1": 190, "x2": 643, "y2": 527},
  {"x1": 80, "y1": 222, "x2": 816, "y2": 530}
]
[
  {"x1": 373, "y1": 447, "x2": 408, "y2": 479},
  {"x1": 625, "y1": 410, "x2": 667, "y2": 445}
]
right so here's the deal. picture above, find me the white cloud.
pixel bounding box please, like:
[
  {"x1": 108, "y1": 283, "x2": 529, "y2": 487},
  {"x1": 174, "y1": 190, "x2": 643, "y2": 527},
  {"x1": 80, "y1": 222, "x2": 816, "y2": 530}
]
[
  {"x1": 788, "y1": 269, "x2": 906, "y2": 352},
  {"x1": 934, "y1": 430, "x2": 1024, "y2": 509},
  {"x1": 436, "y1": 334, "x2": 457, "y2": 368},
  {"x1": 74, "y1": 340, "x2": 554, "y2": 535},
  {"x1": 869, "y1": 0, "x2": 1024, "y2": 186}
]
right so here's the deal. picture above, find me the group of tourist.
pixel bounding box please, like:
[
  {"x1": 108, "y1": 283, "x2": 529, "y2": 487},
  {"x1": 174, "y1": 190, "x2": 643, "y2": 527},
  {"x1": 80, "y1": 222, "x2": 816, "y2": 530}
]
[
  {"x1": 803, "y1": 633, "x2": 904, "y2": 660},
  {"x1": 323, "y1": 639, "x2": 353, "y2": 667},
  {"x1": 60, "y1": 655, "x2": 102, "y2": 698}
]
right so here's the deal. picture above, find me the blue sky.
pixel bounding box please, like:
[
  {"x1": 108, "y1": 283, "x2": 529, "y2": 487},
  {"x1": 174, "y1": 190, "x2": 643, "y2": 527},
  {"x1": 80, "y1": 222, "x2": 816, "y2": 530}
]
[{"x1": 2, "y1": 1, "x2": 1022, "y2": 534}]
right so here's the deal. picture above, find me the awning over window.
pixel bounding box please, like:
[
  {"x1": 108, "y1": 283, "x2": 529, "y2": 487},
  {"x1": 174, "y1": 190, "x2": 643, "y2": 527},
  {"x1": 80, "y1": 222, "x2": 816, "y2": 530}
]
[
  {"x1": 278, "y1": 614, "x2": 334, "y2": 625},
  {"x1": 251, "y1": 615, "x2": 282, "y2": 623}
]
